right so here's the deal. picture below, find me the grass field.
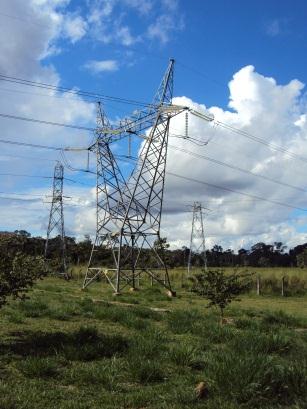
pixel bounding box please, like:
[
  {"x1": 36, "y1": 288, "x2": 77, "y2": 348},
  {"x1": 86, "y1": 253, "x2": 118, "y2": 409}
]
[{"x1": 0, "y1": 269, "x2": 306, "y2": 408}]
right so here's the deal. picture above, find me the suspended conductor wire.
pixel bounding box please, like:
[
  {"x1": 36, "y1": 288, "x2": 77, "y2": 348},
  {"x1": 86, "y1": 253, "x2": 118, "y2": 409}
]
[
  {"x1": 168, "y1": 144, "x2": 307, "y2": 193},
  {"x1": 0, "y1": 74, "x2": 154, "y2": 108},
  {"x1": 167, "y1": 172, "x2": 307, "y2": 212},
  {"x1": 0, "y1": 112, "x2": 95, "y2": 132}
]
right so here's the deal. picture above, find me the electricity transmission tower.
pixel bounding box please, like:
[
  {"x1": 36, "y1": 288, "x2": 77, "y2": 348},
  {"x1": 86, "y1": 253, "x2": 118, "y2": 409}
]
[
  {"x1": 187, "y1": 202, "x2": 207, "y2": 275},
  {"x1": 45, "y1": 161, "x2": 69, "y2": 279},
  {"x1": 83, "y1": 59, "x2": 190, "y2": 295}
]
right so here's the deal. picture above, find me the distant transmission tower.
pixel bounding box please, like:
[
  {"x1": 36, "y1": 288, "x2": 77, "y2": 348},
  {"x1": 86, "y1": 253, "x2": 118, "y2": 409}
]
[
  {"x1": 45, "y1": 161, "x2": 69, "y2": 279},
  {"x1": 187, "y1": 202, "x2": 207, "y2": 275},
  {"x1": 83, "y1": 60, "x2": 188, "y2": 295}
]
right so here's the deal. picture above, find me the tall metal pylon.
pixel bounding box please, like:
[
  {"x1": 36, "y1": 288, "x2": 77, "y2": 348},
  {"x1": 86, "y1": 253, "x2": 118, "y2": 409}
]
[
  {"x1": 83, "y1": 59, "x2": 188, "y2": 295},
  {"x1": 45, "y1": 161, "x2": 69, "y2": 279},
  {"x1": 187, "y1": 202, "x2": 207, "y2": 275}
]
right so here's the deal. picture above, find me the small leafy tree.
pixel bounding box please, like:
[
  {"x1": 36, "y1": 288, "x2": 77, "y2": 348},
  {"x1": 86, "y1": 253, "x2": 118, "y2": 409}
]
[
  {"x1": 192, "y1": 269, "x2": 253, "y2": 322},
  {"x1": 296, "y1": 249, "x2": 307, "y2": 268},
  {"x1": 0, "y1": 252, "x2": 47, "y2": 308}
]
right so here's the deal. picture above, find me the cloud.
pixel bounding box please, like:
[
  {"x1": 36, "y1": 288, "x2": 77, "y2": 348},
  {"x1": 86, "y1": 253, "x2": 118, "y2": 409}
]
[
  {"x1": 2, "y1": 0, "x2": 307, "y2": 253},
  {"x1": 86, "y1": 0, "x2": 183, "y2": 46},
  {"x1": 83, "y1": 59, "x2": 119, "y2": 74},
  {"x1": 0, "y1": 0, "x2": 96, "y2": 239},
  {"x1": 265, "y1": 18, "x2": 289, "y2": 37},
  {"x1": 62, "y1": 14, "x2": 88, "y2": 43},
  {"x1": 122, "y1": 0, "x2": 153, "y2": 15},
  {"x1": 147, "y1": 9, "x2": 184, "y2": 43},
  {"x1": 157, "y1": 66, "x2": 307, "y2": 250}
]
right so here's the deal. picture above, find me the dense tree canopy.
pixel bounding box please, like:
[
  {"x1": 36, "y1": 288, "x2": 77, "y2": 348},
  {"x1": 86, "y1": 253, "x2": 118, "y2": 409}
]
[{"x1": 0, "y1": 231, "x2": 307, "y2": 269}]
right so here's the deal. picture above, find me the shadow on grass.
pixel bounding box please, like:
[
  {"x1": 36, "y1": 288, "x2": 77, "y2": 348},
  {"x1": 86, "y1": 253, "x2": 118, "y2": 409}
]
[{"x1": 2, "y1": 326, "x2": 128, "y2": 361}]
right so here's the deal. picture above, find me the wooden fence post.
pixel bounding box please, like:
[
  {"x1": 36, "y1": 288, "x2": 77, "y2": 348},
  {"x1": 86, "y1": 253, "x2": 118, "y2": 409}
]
[
  {"x1": 281, "y1": 276, "x2": 285, "y2": 297},
  {"x1": 256, "y1": 275, "x2": 261, "y2": 295}
]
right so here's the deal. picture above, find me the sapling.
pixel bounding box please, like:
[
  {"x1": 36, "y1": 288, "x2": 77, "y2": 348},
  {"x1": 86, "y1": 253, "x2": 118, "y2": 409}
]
[{"x1": 192, "y1": 269, "x2": 253, "y2": 323}]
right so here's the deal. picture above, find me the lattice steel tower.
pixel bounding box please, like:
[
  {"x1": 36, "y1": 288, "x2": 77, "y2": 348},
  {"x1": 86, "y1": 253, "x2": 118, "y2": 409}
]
[
  {"x1": 187, "y1": 202, "x2": 207, "y2": 274},
  {"x1": 45, "y1": 161, "x2": 68, "y2": 279},
  {"x1": 83, "y1": 59, "x2": 189, "y2": 295}
]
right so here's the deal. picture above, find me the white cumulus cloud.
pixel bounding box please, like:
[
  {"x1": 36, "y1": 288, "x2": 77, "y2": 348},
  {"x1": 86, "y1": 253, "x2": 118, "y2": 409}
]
[{"x1": 84, "y1": 59, "x2": 119, "y2": 74}]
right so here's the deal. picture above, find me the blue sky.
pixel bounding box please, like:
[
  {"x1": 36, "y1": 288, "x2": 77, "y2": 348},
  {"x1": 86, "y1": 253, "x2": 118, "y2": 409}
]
[
  {"x1": 44, "y1": 0, "x2": 307, "y2": 113},
  {"x1": 1, "y1": 0, "x2": 307, "y2": 250}
]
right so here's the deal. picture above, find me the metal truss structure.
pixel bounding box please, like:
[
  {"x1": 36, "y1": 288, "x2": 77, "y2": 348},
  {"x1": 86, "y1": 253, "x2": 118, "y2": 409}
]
[
  {"x1": 83, "y1": 59, "x2": 190, "y2": 294},
  {"x1": 187, "y1": 202, "x2": 207, "y2": 275},
  {"x1": 45, "y1": 161, "x2": 69, "y2": 279}
]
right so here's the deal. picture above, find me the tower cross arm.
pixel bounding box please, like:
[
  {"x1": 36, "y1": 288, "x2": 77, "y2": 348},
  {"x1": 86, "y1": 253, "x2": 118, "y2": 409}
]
[{"x1": 95, "y1": 105, "x2": 213, "y2": 144}]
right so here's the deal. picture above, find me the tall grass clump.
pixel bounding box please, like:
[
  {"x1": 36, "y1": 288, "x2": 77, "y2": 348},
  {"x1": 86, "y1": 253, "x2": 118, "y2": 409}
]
[
  {"x1": 229, "y1": 329, "x2": 295, "y2": 356},
  {"x1": 167, "y1": 309, "x2": 204, "y2": 334},
  {"x1": 167, "y1": 342, "x2": 203, "y2": 369},
  {"x1": 17, "y1": 357, "x2": 58, "y2": 378},
  {"x1": 17, "y1": 299, "x2": 50, "y2": 318},
  {"x1": 261, "y1": 310, "x2": 304, "y2": 328},
  {"x1": 128, "y1": 358, "x2": 165, "y2": 384},
  {"x1": 204, "y1": 349, "x2": 307, "y2": 406},
  {"x1": 10, "y1": 326, "x2": 128, "y2": 361},
  {"x1": 65, "y1": 358, "x2": 125, "y2": 391},
  {"x1": 62, "y1": 326, "x2": 128, "y2": 361}
]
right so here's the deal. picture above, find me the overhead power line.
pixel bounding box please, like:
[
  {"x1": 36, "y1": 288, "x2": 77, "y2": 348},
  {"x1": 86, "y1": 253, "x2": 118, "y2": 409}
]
[
  {"x1": 0, "y1": 152, "x2": 57, "y2": 162},
  {"x1": 215, "y1": 121, "x2": 307, "y2": 165},
  {"x1": 0, "y1": 112, "x2": 95, "y2": 132},
  {"x1": 167, "y1": 172, "x2": 307, "y2": 212},
  {"x1": 0, "y1": 172, "x2": 92, "y2": 187},
  {"x1": 0, "y1": 74, "x2": 153, "y2": 108},
  {"x1": 169, "y1": 144, "x2": 307, "y2": 193},
  {"x1": 0, "y1": 137, "x2": 87, "y2": 151}
]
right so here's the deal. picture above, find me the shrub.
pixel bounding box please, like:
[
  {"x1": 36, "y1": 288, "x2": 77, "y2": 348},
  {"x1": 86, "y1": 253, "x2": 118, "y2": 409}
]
[
  {"x1": 191, "y1": 269, "x2": 253, "y2": 321},
  {"x1": 0, "y1": 253, "x2": 47, "y2": 308}
]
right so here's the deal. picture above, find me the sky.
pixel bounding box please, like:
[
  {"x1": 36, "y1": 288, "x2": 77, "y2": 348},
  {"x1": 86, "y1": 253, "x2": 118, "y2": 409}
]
[{"x1": 0, "y1": 0, "x2": 307, "y2": 252}]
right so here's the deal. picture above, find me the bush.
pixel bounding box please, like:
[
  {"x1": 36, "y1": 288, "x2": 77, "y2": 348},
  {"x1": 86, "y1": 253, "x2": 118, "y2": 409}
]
[{"x1": 0, "y1": 253, "x2": 47, "y2": 308}]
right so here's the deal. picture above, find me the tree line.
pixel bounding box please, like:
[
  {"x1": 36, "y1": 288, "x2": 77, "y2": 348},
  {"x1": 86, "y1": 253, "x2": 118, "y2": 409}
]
[{"x1": 1, "y1": 231, "x2": 307, "y2": 268}]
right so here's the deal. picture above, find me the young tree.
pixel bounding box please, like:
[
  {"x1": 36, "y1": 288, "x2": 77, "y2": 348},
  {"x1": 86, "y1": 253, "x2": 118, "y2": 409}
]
[
  {"x1": 192, "y1": 269, "x2": 253, "y2": 322},
  {"x1": 296, "y1": 248, "x2": 307, "y2": 268},
  {"x1": 0, "y1": 252, "x2": 47, "y2": 308}
]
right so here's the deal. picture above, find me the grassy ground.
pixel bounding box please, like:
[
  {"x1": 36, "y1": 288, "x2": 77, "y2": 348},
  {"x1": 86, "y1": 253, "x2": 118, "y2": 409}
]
[{"x1": 0, "y1": 273, "x2": 306, "y2": 409}]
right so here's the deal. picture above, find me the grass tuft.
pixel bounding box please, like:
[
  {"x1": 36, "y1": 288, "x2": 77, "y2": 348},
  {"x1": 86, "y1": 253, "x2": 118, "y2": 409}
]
[
  {"x1": 167, "y1": 343, "x2": 203, "y2": 368},
  {"x1": 17, "y1": 357, "x2": 59, "y2": 378},
  {"x1": 17, "y1": 299, "x2": 50, "y2": 318},
  {"x1": 128, "y1": 358, "x2": 165, "y2": 384}
]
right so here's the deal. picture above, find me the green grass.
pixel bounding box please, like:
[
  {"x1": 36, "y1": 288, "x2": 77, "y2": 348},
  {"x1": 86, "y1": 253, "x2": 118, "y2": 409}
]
[{"x1": 0, "y1": 274, "x2": 306, "y2": 408}]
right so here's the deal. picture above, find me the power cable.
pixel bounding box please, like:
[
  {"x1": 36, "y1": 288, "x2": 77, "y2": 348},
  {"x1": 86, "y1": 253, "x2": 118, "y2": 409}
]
[
  {"x1": 0, "y1": 152, "x2": 57, "y2": 162},
  {"x1": 168, "y1": 144, "x2": 307, "y2": 193},
  {"x1": 0, "y1": 74, "x2": 153, "y2": 108},
  {"x1": 167, "y1": 172, "x2": 307, "y2": 212},
  {"x1": 0, "y1": 112, "x2": 95, "y2": 132}
]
